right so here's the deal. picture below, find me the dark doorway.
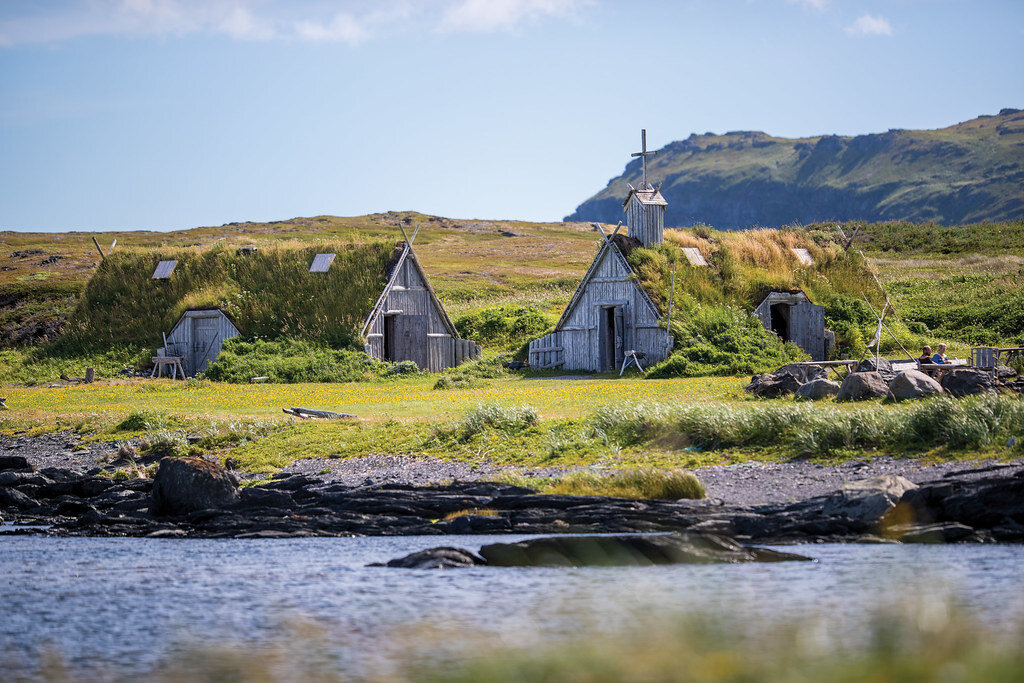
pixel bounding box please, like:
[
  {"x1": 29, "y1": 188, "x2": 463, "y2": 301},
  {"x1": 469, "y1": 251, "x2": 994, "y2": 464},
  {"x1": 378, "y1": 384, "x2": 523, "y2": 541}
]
[
  {"x1": 383, "y1": 315, "x2": 396, "y2": 362},
  {"x1": 770, "y1": 303, "x2": 790, "y2": 342},
  {"x1": 599, "y1": 305, "x2": 623, "y2": 372}
]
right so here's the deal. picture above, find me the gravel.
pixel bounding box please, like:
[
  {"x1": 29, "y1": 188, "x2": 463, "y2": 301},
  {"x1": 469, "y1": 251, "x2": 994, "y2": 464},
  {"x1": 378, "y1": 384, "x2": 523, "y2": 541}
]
[{"x1": 4, "y1": 430, "x2": 1021, "y2": 506}]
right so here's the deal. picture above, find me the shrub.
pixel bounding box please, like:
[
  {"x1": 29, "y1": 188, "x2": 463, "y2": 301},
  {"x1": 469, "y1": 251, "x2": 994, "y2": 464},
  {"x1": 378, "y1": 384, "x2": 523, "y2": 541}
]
[
  {"x1": 201, "y1": 337, "x2": 387, "y2": 383},
  {"x1": 454, "y1": 305, "x2": 554, "y2": 351},
  {"x1": 646, "y1": 306, "x2": 805, "y2": 378},
  {"x1": 547, "y1": 468, "x2": 705, "y2": 500},
  {"x1": 460, "y1": 404, "x2": 539, "y2": 438}
]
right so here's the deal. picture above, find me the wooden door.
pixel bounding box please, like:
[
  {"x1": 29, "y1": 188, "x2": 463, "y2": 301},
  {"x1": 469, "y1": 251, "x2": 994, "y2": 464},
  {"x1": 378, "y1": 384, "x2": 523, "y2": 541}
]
[
  {"x1": 791, "y1": 303, "x2": 825, "y2": 360},
  {"x1": 191, "y1": 316, "x2": 220, "y2": 375},
  {"x1": 394, "y1": 314, "x2": 428, "y2": 369},
  {"x1": 613, "y1": 306, "x2": 625, "y2": 369}
]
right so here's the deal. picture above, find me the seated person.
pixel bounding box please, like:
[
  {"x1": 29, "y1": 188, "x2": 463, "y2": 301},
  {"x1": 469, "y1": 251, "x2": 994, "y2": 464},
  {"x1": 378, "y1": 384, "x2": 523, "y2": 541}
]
[
  {"x1": 918, "y1": 345, "x2": 933, "y2": 366},
  {"x1": 932, "y1": 343, "x2": 950, "y2": 364}
]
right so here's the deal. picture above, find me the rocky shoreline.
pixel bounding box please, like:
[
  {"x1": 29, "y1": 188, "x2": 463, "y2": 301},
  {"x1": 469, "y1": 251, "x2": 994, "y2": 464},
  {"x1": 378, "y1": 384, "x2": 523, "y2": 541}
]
[{"x1": 2, "y1": 440, "x2": 1022, "y2": 543}]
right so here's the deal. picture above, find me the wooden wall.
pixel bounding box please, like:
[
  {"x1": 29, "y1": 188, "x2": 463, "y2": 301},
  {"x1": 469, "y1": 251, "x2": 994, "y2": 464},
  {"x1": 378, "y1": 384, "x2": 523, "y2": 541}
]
[
  {"x1": 530, "y1": 246, "x2": 671, "y2": 371},
  {"x1": 753, "y1": 291, "x2": 826, "y2": 360},
  {"x1": 364, "y1": 253, "x2": 477, "y2": 371},
  {"x1": 165, "y1": 309, "x2": 240, "y2": 376},
  {"x1": 625, "y1": 195, "x2": 664, "y2": 246}
]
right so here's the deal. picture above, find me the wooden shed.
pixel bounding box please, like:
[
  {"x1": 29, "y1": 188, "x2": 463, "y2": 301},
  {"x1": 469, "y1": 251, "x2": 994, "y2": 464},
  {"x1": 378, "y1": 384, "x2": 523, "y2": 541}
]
[
  {"x1": 529, "y1": 235, "x2": 671, "y2": 371},
  {"x1": 163, "y1": 308, "x2": 241, "y2": 377},
  {"x1": 753, "y1": 289, "x2": 825, "y2": 360},
  {"x1": 361, "y1": 241, "x2": 480, "y2": 371}
]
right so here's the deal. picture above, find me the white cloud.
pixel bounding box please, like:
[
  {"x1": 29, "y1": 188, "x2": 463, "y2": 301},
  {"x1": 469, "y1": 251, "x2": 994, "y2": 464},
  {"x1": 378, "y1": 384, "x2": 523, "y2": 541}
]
[
  {"x1": 439, "y1": 0, "x2": 591, "y2": 34},
  {"x1": 845, "y1": 13, "x2": 893, "y2": 37},
  {"x1": 293, "y1": 13, "x2": 366, "y2": 44},
  {"x1": 0, "y1": 0, "x2": 593, "y2": 47},
  {"x1": 787, "y1": 0, "x2": 828, "y2": 11}
]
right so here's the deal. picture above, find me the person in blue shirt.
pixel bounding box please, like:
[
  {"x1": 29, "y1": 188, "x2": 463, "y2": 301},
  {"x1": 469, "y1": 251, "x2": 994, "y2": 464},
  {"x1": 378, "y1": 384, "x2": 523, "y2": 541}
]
[{"x1": 932, "y1": 343, "x2": 949, "y2": 364}]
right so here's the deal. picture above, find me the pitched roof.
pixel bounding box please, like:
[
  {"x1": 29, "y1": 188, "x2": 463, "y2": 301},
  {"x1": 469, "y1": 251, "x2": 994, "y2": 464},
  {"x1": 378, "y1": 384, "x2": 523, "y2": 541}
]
[
  {"x1": 360, "y1": 242, "x2": 460, "y2": 338},
  {"x1": 622, "y1": 185, "x2": 668, "y2": 207},
  {"x1": 555, "y1": 236, "x2": 662, "y2": 331}
]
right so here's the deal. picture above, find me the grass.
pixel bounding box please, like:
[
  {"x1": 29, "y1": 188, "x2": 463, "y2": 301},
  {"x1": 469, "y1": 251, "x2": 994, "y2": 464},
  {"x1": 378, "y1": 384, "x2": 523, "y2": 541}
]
[
  {"x1": 543, "y1": 468, "x2": 705, "y2": 500},
  {"x1": 3, "y1": 376, "x2": 1020, "y2": 475}
]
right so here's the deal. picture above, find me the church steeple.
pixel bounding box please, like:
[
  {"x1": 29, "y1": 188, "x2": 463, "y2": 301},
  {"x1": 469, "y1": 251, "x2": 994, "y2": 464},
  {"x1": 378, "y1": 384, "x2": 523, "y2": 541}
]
[{"x1": 623, "y1": 129, "x2": 667, "y2": 246}]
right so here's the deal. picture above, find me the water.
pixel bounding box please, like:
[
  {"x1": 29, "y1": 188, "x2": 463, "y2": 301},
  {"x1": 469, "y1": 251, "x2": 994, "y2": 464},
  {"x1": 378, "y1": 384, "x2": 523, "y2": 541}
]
[{"x1": 3, "y1": 536, "x2": 1024, "y2": 677}]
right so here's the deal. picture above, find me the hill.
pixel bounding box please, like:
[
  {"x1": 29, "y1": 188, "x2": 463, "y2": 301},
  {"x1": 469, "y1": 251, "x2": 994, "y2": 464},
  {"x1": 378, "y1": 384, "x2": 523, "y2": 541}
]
[{"x1": 566, "y1": 109, "x2": 1024, "y2": 228}]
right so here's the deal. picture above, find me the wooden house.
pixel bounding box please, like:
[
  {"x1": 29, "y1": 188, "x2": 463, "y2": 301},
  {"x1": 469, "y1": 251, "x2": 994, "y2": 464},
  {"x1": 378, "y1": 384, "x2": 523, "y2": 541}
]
[
  {"x1": 163, "y1": 308, "x2": 241, "y2": 376},
  {"x1": 752, "y1": 289, "x2": 826, "y2": 360},
  {"x1": 530, "y1": 133, "x2": 673, "y2": 371},
  {"x1": 361, "y1": 240, "x2": 480, "y2": 371},
  {"x1": 142, "y1": 235, "x2": 477, "y2": 377}
]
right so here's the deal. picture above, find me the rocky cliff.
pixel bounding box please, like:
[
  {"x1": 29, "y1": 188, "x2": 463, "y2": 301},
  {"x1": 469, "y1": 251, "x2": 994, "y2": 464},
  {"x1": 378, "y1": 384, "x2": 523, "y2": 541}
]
[{"x1": 566, "y1": 109, "x2": 1024, "y2": 228}]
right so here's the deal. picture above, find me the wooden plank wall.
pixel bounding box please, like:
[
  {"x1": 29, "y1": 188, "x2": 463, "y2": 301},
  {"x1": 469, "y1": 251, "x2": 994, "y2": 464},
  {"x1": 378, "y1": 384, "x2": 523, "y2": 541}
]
[
  {"x1": 364, "y1": 255, "x2": 479, "y2": 371},
  {"x1": 528, "y1": 331, "x2": 564, "y2": 369},
  {"x1": 546, "y1": 248, "x2": 670, "y2": 371},
  {"x1": 165, "y1": 310, "x2": 240, "y2": 376},
  {"x1": 625, "y1": 195, "x2": 664, "y2": 246}
]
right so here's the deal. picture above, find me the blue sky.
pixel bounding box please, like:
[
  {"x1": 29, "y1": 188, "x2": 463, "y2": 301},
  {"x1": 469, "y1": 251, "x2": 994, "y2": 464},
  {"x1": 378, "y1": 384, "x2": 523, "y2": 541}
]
[{"x1": 1, "y1": 0, "x2": 1022, "y2": 232}]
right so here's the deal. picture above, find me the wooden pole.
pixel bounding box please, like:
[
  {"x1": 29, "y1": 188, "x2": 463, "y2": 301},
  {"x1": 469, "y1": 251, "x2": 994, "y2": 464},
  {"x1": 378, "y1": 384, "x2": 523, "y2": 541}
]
[{"x1": 91, "y1": 236, "x2": 105, "y2": 260}]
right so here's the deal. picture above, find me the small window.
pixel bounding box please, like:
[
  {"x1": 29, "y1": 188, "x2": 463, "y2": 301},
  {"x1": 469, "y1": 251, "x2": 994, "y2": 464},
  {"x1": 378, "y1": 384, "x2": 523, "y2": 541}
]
[
  {"x1": 682, "y1": 247, "x2": 708, "y2": 266},
  {"x1": 791, "y1": 248, "x2": 813, "y2": 266},
  {"x1": 152, "y1": 260, "x2": 177, "y2": 279},
  {"x1": 309, "y1": 253, "x2": 336, "y2": 273}
]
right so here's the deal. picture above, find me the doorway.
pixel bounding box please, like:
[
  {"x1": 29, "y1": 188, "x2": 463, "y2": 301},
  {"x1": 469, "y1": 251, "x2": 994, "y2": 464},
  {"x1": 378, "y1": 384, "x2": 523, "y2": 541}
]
[
  {"x1": 383, "y1": 315, "x2": 396, "y2": 362},
  {"x1": 599, "y1": 305, "x2": 624, "y2": 372},
  {"x1": 769, "y1": 303, "x2": 791, "y2": 342}
]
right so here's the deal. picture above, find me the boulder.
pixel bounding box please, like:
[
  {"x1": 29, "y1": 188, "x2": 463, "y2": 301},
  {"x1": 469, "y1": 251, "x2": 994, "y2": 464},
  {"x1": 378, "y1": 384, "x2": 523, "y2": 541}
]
[
  {"x1": 375, "y1": 547, "x2": 485, "y2": 569},
  {"x1": 776, "y1": 364, "x2": 828, "y2": 383},
  {"x1": 150, "y1": 457, "x2": 239, "y2": 517},
  {"x1": 0, "y1": 455, "x2": 32, "y2": 472},
  {"x1": 821, "y1": 475, "x2": 918, "y2": 524},
  {"x1": 476, "y1": 533, "x2": 812, "y2": 567},
  {"x1": 795, "y1": 378, "x2": 840, "y2": 400},
  {"x1": 745, "y1": 372, "x2": 803, "y2": 398},
  {"x1": 995, "y1": 364, "x2": 1018, "y2": 380},
  {"x1": 941, "y1": 368, "x2": 997, "y2": 397},
  {"x1": 889, "y1": 370, "x2": 943, "y2": 400},
  {"x1": 835, "y1": 371, "x2": 891, "y2": 401},
  {"x1": 857, "y1": 357, "x2": 896, "y2": 382},
  {"x1": 888, "y1": 522, "x2": 976, "y2": 543}
]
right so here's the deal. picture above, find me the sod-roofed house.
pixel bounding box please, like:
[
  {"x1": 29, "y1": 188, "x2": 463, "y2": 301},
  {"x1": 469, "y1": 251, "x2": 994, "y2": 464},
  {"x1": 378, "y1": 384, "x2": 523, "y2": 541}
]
[
  {"x1": 70, "y1": 238, "x2": 478, "y2": 376},
  {"x1": 528, "y1": 182, "x2": 674, "y2": 372},
  {"x1": 752, "y1": 288, "x2": 826, "y2": 361}
]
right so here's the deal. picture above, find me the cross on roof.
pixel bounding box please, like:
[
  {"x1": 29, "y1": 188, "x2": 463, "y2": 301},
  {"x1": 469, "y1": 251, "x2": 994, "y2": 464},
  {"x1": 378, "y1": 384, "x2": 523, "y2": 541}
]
[{"x1": 631, "y1": 128, "x2": 657, "y2": 189}]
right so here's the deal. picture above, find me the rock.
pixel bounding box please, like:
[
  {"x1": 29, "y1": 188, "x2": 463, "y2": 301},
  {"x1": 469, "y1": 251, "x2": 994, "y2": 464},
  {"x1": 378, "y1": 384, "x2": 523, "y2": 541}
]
[
  {"x1": 745, "y1": 371, "x2": 804, "y2": 398},
  {"x1": 836, "y1": 372, "x2": 892, "y2": 401},
  {"x1": 776, "y1": 364, "x2": 828, "y2": 383},
  {"x1": 476, "y1": 533, "x2": 812, "y2": 567},
  {"x1": 857, "y1": 357, "x2": 896, "y2": 382},
  {"x1": 150, "y1": 457, "x2": 239, "y2": 517},
  {"x1": 795, "y1": 378, "x2": 840, "y2": 400},
  {"x1": 0, "y1": 487, "x2": 37, "y2": 510},
  {"x1": 995, "y1": 364, "x2": 1017, "y2": 380},
  {"x1": 941, "y1": 368, "x2": 997, "y2": 397},
  {"x1": 821, "y1": 475, "x2": 918, "y2": 524},
  {"x1": 890, "y1": 522, "x2": 976, "y2": 543},
  {"x1": 0, "y1": 455, "x2": 32, "y2": 472},
  {"x1": 889, "y1": 369, "x2": 943, "y2": 400},
  {"x1": 376, "y1": 547, "x2": 485, "y2": 569}
]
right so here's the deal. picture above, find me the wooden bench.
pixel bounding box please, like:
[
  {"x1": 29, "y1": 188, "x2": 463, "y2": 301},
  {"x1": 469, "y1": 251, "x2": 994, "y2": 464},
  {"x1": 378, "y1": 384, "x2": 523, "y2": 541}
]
[{"x1": 151, "y1": 356, "x2": 186, "y2": 380}]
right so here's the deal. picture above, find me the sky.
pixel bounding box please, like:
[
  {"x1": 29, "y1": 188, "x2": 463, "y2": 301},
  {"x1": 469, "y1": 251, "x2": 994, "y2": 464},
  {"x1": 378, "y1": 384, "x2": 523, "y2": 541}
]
[{"x1": 0, "y1": 0, "x2": 1022, "y2": 233}]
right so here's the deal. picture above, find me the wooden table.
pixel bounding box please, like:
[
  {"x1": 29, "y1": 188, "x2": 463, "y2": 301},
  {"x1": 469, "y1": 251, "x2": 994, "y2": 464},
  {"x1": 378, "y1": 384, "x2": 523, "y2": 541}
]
[{"x1": 151, "y1": 356, "x2": 186, "y2": 380}]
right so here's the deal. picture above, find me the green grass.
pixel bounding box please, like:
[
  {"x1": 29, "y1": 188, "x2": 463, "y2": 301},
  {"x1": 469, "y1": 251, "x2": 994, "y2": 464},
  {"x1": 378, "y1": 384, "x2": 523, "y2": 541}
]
[{"x1": 4, "y1": 377, "x2": 1019, "y2": 475}]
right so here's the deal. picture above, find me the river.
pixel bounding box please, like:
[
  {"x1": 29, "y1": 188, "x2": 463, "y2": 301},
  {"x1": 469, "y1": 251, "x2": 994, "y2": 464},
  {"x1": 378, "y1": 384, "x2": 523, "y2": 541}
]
[{"x1": 3, "y1": 535, "x2": 1024, "y2": 678}]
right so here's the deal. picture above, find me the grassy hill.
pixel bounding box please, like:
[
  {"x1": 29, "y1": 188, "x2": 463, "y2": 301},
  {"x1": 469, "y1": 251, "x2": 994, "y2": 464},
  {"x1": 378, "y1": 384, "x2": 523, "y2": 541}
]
[
  {"x1": 566, "y1": 109, "x2": 1024, "y2": 228},
  {"x1": 2, "y1": 213, "x2": 1022, "y2": 382}
]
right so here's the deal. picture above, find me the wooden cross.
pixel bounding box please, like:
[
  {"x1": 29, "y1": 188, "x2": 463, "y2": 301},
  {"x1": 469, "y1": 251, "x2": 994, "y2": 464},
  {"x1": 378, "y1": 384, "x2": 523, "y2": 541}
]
[{"x1": 631, "y1": 129, "x2": 657, "y2": 189}]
